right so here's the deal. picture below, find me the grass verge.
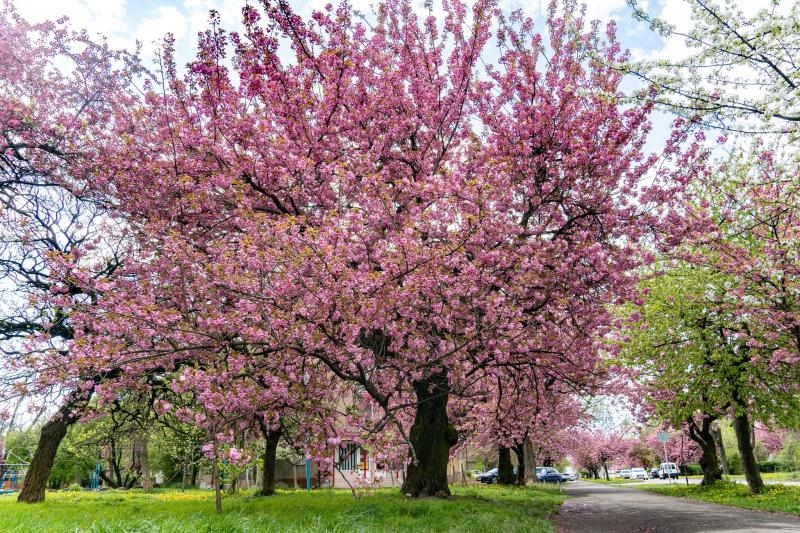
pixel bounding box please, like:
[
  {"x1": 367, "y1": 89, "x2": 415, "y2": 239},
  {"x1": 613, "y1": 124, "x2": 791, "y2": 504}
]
[
  {"x1": 727, "y1": 472, "x2": 800, "y2": 482},
  {"x1": 0, "y1": 484, "x2": 565, "y2": 533},
  {"x1": 638, "y1": 479, "x2": 800, "y2": 516}
]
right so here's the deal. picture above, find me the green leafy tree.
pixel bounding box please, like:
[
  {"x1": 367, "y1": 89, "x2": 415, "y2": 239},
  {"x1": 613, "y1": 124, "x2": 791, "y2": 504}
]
[
  {"x1": 621, "y1": 263, "x2": 800, "y2": 490},
  {"x1": 628, "y1": 0, "x2": 800, "y2": 133},
  {"x1": 621, "y1": 266, "x2": 729, "y2": 486}
]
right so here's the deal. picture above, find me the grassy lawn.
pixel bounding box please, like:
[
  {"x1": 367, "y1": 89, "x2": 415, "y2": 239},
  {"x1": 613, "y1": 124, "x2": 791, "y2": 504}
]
[
  {"x1": 727, "y1": 472, "x2": 800, "y2": 482},
  {"x1": 638, "y1": 480, "x2": 800, "y2": 516},
  {"x1": 0, "y1": 485, "x2": 565, "y2": 533}
]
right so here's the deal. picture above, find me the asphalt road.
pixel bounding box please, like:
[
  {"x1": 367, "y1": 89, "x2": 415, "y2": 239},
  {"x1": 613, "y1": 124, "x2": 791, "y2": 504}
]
[{"x1": 554, "y1": 481, "x2": 800, "y2": 533}]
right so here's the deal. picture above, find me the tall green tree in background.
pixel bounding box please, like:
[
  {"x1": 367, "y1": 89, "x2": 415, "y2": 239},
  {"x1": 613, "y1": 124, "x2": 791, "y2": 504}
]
[
  {"x1": 622, "y1": 141, "x2": 800, "y2": 493},
  {"x1": 628, "y1": 0, "x2": 800, "y2": 134}
]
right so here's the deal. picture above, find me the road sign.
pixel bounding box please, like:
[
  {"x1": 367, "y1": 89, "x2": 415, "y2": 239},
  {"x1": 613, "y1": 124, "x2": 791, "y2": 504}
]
[{"x1": 657, "y1": 431, "x2": 669, "y2": 443}]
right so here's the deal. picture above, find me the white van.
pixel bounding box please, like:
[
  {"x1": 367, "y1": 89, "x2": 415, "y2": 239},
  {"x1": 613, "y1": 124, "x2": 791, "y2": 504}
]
[{"x1": 659, "y1": 462, "x2": 680, "y2": 479}]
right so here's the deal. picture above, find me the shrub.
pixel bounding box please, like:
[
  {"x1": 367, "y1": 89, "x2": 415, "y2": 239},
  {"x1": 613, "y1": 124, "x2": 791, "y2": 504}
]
[
  {"x1": 678, "y1": 464, "x2": 702, "y2": 476},
  {"x1": 757, "y1": 461, "x2": 792, "y2": 473},
  {"x1": 725, "y1": 452, "x2": 742, "y2": 475},
  {"x1": 64, "y1": 483, "x2": 84, "y2": 492}
]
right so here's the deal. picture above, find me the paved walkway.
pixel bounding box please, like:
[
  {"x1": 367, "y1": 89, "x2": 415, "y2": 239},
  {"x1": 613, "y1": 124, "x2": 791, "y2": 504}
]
[{"x1": 554, "y1": 481, "x2": 800, "y2": 532}]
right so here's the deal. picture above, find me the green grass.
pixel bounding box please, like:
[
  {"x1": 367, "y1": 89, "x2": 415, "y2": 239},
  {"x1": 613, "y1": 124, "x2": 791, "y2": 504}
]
[
  {"x1": 0, "y1": 485, "x2": 565, "y2": 532},
  {"x1": 638, "y1": 479, "x2": 800, "y2": 516},
  {"x1": 727, "y1": 471, "x2": 800, "y2": 482}
]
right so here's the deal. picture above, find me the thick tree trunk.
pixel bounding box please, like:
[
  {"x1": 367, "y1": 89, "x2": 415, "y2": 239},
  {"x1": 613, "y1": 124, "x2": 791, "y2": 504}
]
[
  {"x1": 733, "y1": 412, "x2": 764, "y2": 494},
  {"x1": 498, "y1": 446, "x2": 515, "y2": 485},
  {"x1": 711, "y1": 421, "x2": 729, "y2": 475},
  {"x1": 522, "y1": 436, "x2": 536, "y2": 484},
  {"x1": 401, "y1": 371, "x2": 458, "y2": 497},
  {"x1": 132, "y1": 434, "x2": 152, "y2": 491},
  {"x1": 17, "y1": 411, "x2": 72, "y2": 503},
  {"x1": 100, "y1": 440, "x2": 127, "y2": 488},
  {"x1": 512, "y1": 443, "x2": 525, "y2": 486},
  {"x1": 687, "y1": 416, "x2": 722, "y2": 486},
  {"x1": 257, "y1": 418, "x2": 281, "y2": 496}
]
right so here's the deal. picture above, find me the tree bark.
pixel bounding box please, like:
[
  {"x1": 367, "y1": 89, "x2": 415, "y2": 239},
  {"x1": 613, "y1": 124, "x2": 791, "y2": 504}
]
[
  {"x1": 733, "y1": 411, "x2": 764, "y2": 494},
  {"x1": 401, "y1": 371, "x2": 458, "y2": 497},
  {"x1": 17, "y1": 402, "x2": 78, "y2": 503},
  {"x1": 212, "y1": 459, "x2": 222, "y2": 513},
  {"x1": 498, "y1": 446, "x2": 515, "y2": 485},
  {"x1": 687, "y1": 415, "x2": 722, "y2": 486},
  {"x1": 711, "y1": 421, "x2": 729, "y2": 475},
  {"x1": 133, "y1": 434, "x2": 152, "y2": 491},
  {"x1": 257, "y1": 417, "x2": 281, "y2": 496},
  {"x1": 512, "y1": 442, "x2": 526, "y2": 486},
  {"x1": 522, "y1": 436, "x2": 537, "y2": 484}
]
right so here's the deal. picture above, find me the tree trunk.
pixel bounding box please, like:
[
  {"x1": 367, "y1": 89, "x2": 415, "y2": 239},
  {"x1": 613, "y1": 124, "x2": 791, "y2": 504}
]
[
  {"x1": 687, "y1": 415, "x2": 722, "y2": 486},
  {"x1": 498, "y1": 446, "x2": 515, "y2": 485},
  {"x1": 401, "y1": 371, "x2": 458, "y2": 497},
  {"x1": 133, "y1": 434, "x2": 152, "y2": 491},
  {"x1": 711, "y1": 421, "x2": 729, "y2": 475},
  {"x1": 257, "y1": 418, "x2": 281, "y2": 496},
  {"x1": 522, "y1": 436, "x2": 536, "y2": 484},
  {"x1": 212, "y1": 459, "x2": 222, "y2": 513},
  {"x1": 17, "y1": 412, "x2": 71, "y2": 503},
  {"x1": 512, "y1": 443, "x2": 525, "y2": 486},
  {"x1": 733, "y1": 412, "x2": 764, "y2": 494}
]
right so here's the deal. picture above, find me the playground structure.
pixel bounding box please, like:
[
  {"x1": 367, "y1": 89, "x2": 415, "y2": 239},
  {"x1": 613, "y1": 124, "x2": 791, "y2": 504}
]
[
  {"x1": 0, "y1": 446, "x2": 30, "y2": 494},
  {"x1": 0, "y1": 463, "x2": 27, "y2": 494}
]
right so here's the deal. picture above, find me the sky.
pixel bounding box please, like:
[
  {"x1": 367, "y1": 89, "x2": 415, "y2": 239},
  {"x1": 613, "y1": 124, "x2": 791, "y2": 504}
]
[
  {"x1": 11, "y1": 0, "x2": 784, "y2": 105},
  {"x1": 8, "y1": 0, "x2": 700, "y2": 67},
  {"x1": 11, "y1": 0, "x2": 787, "y2": 85}
]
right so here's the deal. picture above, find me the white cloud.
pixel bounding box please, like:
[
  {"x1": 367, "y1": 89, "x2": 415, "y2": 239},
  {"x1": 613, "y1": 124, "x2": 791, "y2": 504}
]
[
  {"x1": 182, "y1": 0, "x2": 246, "y2": 37},
  {"x1": 135, "y1": 6, "x2": 188, "y2": 61},
  {"x1": 644, "y1": 0, "x2": 792, "y2": 62},
  {"x1": 583, "y1": 0, "x2": 629, "y2": 23},
  {"x1": 16, "y1": 0, "x2": 130, "y2": 47}
]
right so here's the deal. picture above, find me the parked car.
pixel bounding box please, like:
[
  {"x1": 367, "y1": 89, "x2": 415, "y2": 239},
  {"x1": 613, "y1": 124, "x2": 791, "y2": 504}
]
[
  {"x1": 629, "y1": 467, "x2": 648, "y2": 480},
  {"x1": 650, "y1": 468, "x2": 661, "y2": 479},
  {"x1": 562, "y1": 469, "x2": 580, "y2": 481},
  {"x1": 618, "y1": 469, "x2": 631, "y2": 479},
  {"x1": 476, "y1": 467, "x2": 520, "y2": 484},
  {"x1": 659, "y1": 462, "x2": 680, "y2": 479},
  {"x1": 536, "y1": 467, "x2": 564, "y2": 483},
  {"x1": 476, "y1": 468, "x2": 499, "y2": 484}
]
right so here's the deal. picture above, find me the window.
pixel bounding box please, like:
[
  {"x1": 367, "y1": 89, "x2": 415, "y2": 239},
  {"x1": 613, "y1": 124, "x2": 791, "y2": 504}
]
[{"x1": 338, "y1": 443, "x2": 360, "y2": 471}]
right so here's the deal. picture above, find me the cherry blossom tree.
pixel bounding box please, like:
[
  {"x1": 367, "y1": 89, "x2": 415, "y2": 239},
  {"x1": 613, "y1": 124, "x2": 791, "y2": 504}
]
[
  {"x1": 5, "y1": 0, "x2": 704, "y2": 500},
  {"x1": 0, "y1": 2, "x2": 145, "y2": 503},
  {"x1": 571, "y1": 428, "x2": 631, "y2": 480},
  {"x1": 459, "y1": 370, "x2": 590, "y2": 485}
]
